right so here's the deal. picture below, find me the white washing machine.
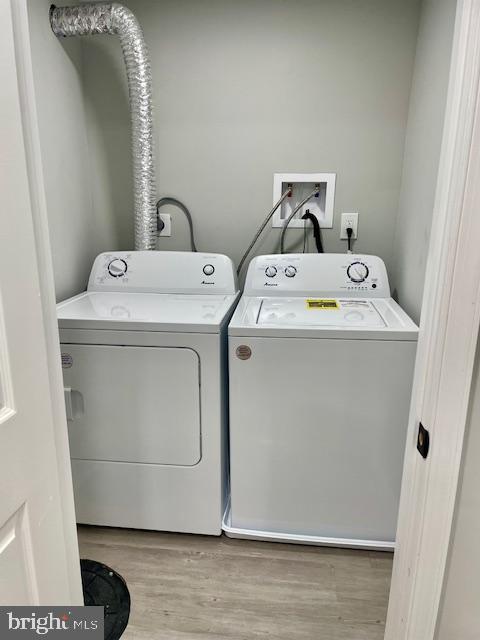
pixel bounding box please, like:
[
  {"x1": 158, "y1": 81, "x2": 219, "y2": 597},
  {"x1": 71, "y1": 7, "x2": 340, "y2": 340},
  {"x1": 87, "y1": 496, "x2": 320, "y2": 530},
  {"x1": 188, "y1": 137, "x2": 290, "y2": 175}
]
[
  {"x1": 57, "y1": 251, "x2": 239, "y2": 535},
  {"x1": 224, "y1": 253, "x2": 418, "y2": 550}
]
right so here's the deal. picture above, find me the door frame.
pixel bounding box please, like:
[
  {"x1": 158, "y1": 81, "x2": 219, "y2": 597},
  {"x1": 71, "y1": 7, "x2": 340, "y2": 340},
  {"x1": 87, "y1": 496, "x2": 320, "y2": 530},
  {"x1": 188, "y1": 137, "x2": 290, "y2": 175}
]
[
  {"x1": 385, "y1": 0, "x2": 480, "y2": 637},
  {"x1": 9, "y1": 0, "x2": 83, "y2": 603},
  {"x1": 8, "y1": 0, "x2": 480, "y2": 629}
]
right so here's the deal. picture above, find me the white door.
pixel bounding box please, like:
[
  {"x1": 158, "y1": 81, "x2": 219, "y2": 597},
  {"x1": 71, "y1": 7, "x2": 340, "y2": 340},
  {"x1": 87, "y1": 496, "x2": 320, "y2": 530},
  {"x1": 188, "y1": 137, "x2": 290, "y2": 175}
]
[
  {"x1": 0, "y1": 0, "x2": 81, "y2": 604},
  {"x1": 385, "y1": 2, "x2": 480, "y2": 638}
]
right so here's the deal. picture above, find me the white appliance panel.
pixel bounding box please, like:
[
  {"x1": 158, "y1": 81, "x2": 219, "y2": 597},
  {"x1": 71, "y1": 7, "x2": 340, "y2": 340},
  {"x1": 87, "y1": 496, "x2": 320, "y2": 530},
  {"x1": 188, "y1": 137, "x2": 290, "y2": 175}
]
[
  {"x1": 257, "y1": 298, "x2": 386, "y2": 328},
  {"x1": 70, "y1": 457, "x2": 217, "y2": 534},
  {"x1": 228, "y1": 336, "x2": 417, "y2": 542},
  {"x1": 57, "y1": 292, "x2": 237, "y2": 332},
  {"x1": 230, "y1": 295, "x2": 418, "y2": 340},
  {"x1": 88, "y1": 251, "x2": 237, "y2": 295},
  {"x1": 59, "y1": 329, "x2": 226, "y2": 536},
  {"x1": 62, "y1": 344, "x2": 201, "y2": 466},
  {"x1": 244, "y1": 253, "x2": 390, "y2": 298}
]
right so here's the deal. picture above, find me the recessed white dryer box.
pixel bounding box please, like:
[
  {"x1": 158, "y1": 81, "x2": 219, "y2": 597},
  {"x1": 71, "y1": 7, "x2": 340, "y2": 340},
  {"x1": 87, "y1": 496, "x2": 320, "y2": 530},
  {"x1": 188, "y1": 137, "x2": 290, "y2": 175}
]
[
  {"x1": 272, "y1": 172, "x2": 336, "y2": 228},
  {"x1": 57, "y1": 251, "x2": 239, "y2": 536}
]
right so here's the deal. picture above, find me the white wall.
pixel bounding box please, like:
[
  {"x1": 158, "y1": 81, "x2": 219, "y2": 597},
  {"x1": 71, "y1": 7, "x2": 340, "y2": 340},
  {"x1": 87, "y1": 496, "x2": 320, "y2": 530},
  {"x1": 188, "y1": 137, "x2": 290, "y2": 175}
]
[
  {"x1": 81, "y1": 0, "x2": 421, "y2": 274},
  {"x1": 391, "y1": 0, "x2": 457, "y2": 323},
  {"x1": 27, "y1": 0, "x2": 123, "y2": 301},
  {"x1": 436, "y1": 335, "x2": 480, "y2": 640}
]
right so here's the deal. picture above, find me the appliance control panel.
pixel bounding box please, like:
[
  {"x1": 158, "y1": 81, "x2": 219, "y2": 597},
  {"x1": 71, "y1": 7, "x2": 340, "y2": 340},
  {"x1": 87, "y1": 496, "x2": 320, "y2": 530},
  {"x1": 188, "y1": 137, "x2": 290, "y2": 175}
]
[
  {"x1": 244, "y1": 254, "x2": 390, "y2": 297},
  {"x1": 88, "y1": 251, "x2": 238, "y2": 295}
]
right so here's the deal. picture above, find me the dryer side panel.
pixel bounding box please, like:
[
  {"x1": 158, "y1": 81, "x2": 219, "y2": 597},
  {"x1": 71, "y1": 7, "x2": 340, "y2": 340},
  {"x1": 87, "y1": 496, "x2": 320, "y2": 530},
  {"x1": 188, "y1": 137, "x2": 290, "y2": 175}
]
[{"x1": 61, "y1": 344, "x2": 201, "y2": 466}]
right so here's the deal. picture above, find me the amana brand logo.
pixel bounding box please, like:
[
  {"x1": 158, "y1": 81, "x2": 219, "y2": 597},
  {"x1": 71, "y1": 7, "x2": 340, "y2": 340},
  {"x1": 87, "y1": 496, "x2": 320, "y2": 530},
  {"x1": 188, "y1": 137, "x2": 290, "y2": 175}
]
[
  {"x1": 264, "y1": 282, "x2": 278, "y2": 287},
  {"x1": 0, "y1": 607, "x2": 103, "y2": 638}
]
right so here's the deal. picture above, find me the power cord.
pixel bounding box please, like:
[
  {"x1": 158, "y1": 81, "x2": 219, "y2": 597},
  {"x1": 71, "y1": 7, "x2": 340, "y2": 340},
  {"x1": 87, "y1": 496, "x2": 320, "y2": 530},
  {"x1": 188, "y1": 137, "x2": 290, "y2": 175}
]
[
  {"x1": 156, "y1": 197, "x2": 197, "y2": 252},
  {"x1": 346, "y1": 226, "x2": 353, "y2": 253},
  {"x1": 280, "y1": 185, "x2": 320, "y2": 254}
]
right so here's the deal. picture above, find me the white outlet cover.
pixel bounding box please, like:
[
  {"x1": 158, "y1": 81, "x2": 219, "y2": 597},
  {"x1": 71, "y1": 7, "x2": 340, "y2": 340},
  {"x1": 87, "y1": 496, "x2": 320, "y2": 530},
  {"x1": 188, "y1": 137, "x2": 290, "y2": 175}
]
[
  {"x1": 272, "y1": 173, "x2": 336, "y2": 229},
  {"x1": 340, "y1": 212, "x2": 359, "y2": 239}
]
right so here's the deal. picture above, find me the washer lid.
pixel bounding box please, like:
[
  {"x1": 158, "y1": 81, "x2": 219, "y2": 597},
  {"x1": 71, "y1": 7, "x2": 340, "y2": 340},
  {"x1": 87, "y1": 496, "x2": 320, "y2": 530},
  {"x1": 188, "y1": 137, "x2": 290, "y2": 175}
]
[
  {"x1": 57, "y1": 291, "x2": 238, "y2": 333},
  {"x1": 257, "y1": 298, "x2": 386, "y2": 328},
  {"x1": 229, "y1": 295, "x2": 419, "y2": 340}
]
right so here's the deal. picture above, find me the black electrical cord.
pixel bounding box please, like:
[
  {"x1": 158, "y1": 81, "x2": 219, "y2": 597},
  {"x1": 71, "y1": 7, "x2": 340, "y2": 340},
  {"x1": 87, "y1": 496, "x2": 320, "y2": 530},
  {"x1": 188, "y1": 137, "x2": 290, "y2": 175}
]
[
  {"x1": 301, "y1": 211, "x2": 323, "y2": 253},
  {"x1": 346, "y1": 226, "x2": 353, "y2": 253}
]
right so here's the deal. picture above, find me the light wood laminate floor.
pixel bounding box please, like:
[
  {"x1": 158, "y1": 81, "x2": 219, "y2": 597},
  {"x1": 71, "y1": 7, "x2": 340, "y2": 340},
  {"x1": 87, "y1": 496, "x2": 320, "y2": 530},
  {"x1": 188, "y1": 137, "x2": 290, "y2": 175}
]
[{"x1": 78, "y1": 526, "x2": 392, "y2": 640}]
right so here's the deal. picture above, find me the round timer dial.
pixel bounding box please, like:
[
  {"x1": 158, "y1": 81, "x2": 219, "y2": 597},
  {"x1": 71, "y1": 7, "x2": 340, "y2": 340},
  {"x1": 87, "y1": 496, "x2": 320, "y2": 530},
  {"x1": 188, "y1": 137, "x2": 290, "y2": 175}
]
[
  {"x1": 107, "y1": 258, "x2": 128, "y2": 278},
  {"x1": 347, "y1": 261, "x2": 369, "y2": 283}
]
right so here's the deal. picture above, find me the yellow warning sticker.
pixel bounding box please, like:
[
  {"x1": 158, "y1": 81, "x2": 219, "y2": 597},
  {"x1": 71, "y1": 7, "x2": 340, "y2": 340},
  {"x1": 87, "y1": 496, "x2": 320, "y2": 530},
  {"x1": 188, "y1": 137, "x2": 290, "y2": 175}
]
[{"x1": 306, "y1": 299, "x2": 339, "y2": 309}]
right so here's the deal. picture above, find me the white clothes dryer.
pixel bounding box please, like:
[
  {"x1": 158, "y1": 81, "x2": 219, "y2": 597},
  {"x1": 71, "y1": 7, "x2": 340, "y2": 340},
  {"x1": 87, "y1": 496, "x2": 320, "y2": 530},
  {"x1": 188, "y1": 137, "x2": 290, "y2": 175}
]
[
  {"x1": 224, "y1": 253, "x2": 418, "y2": 550},
  {"x1": 58, "y1": 251, "x2": 239, "y2": 535}
]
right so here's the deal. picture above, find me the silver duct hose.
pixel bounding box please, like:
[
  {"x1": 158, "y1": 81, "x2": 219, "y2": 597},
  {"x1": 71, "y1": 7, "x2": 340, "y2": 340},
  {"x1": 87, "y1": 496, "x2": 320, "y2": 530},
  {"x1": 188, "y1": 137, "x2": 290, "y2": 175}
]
[{"x1": 50, "y1": 2, "x2": 157, "y2": 250}]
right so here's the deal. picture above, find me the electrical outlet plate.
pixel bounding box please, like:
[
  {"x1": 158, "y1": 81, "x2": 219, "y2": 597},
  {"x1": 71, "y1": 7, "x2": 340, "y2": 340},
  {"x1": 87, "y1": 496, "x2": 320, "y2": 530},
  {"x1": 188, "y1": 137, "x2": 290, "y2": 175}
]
[
  {"x1": 272, "y1": 173, "x2": 336, "y2": 229},
  {"x1": 340, "y1": 212, "x2": 358, "y2": 239},
  {"x1": 158, "y1": 213, "x2": 171, "y2": 237}
]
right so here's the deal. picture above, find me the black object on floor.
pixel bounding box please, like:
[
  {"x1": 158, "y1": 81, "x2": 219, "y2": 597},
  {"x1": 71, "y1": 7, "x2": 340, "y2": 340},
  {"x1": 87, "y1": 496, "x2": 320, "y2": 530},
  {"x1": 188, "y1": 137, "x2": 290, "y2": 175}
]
[{"x1": 80, "y1": 559, "x2": 131, "y2": 640}]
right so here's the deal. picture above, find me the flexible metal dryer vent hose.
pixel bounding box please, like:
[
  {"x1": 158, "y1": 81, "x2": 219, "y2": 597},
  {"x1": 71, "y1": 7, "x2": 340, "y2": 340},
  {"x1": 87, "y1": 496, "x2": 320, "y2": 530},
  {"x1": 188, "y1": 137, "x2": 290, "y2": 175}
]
[{"x1": 50, "y1": 2, "x2": 157, "y2": 250}]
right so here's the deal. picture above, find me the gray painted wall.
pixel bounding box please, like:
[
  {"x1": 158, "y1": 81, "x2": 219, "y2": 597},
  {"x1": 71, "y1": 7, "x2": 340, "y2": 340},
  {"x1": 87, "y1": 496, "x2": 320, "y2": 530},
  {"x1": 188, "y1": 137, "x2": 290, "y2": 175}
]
[
  {"x1": 27, "y1": 0, "x2": 125, "y2": 301},
  {"x1": 436, "y1": 334, "x2": 480, "y2": 640},
  {"x1": 391, "y1": 0, "x2": 457, "y2": 323},
  {"x1": 82, "y1": 0, "x2": 420, "y2": 277}
]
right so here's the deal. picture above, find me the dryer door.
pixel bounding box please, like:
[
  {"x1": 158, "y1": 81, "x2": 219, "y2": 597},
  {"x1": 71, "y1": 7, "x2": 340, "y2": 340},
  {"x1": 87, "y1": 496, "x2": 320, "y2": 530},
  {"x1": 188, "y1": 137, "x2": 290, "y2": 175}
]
[{"x1": 61, "y1": 345, "x2": 201, "y2": 466}]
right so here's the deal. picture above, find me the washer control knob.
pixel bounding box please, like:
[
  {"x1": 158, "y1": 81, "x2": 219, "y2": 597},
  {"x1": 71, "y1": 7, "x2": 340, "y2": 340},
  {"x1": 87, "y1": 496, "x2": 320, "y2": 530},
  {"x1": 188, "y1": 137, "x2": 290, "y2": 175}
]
[
  {"x1": 285, "y1": 265, "x2": 297, "y2": 278},
  {"x1": 265, "y1": 266, "x2": 278, "y2": 278},
  {"x1": 347, "y1": 261, "x2": 369, "y2": 283},
  {"x1": 203, "y1": 264, "x2": 215, "y2": 276},
  {"x1": 107, "y1": 258, "x2": 128, "y2": 278}
]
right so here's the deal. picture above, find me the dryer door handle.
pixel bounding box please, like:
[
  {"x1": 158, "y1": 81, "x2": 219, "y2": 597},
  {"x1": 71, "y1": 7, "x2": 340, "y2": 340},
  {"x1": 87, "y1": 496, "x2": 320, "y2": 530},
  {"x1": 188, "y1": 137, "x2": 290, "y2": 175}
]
[{"x1": 64, "y1": 387, "x2": 74, "y2": 421}]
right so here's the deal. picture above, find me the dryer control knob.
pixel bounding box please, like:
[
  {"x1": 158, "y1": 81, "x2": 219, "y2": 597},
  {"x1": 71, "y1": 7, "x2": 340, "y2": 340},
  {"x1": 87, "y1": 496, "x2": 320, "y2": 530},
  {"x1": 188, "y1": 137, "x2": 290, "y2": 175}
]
[
  {"x1": 203, "y1": 264, "x2": 215, "y2": 276},
  {"x1": 265, "y1": 266, "x2": 277, "y2": 278},
  {"x1": 108, "y1": 258, "x2": 128, "y2": 278},
  {"x1": 285, "y1": 266, "x2": 297, "y2": 278}
]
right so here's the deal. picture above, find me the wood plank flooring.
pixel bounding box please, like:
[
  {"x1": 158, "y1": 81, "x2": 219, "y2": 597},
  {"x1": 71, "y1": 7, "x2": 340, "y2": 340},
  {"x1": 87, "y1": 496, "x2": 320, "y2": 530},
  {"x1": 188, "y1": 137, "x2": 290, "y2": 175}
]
[{"x1": 77, "y1": 526, "x2": 392, "y2": 640}]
